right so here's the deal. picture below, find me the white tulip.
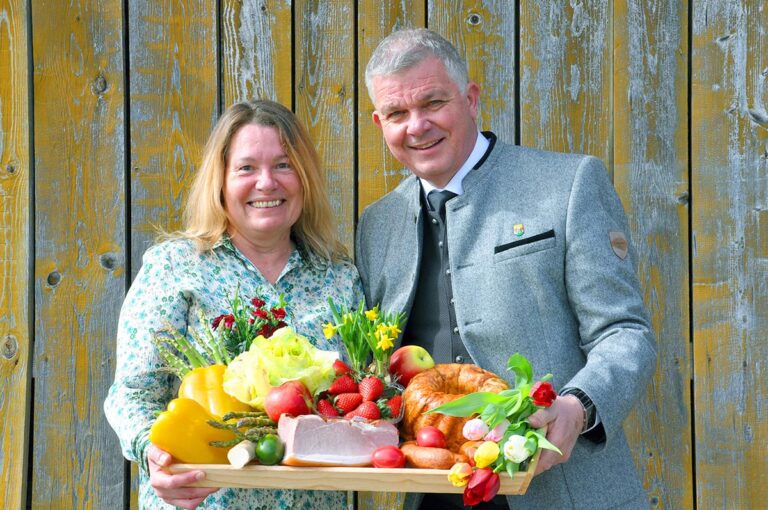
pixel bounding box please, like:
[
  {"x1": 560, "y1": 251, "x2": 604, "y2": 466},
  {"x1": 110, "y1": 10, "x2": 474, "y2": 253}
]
[{"x1": 503, "y1": 434, "x2": 532, "y2": 464}]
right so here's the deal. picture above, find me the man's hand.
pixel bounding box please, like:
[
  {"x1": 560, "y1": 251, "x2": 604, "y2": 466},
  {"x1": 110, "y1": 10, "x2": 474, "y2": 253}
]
[
  {"x1": 527, "y1": 394, "x2": 584, "y2": 475},
  {"x1": 148, "y1": 444, "x2": 219, "y2": 510}
]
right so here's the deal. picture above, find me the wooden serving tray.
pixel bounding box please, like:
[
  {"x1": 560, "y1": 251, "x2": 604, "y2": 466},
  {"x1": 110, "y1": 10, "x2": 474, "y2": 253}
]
[{"x1": 170, "y1": 447, "x2": 540, "y2": 495}]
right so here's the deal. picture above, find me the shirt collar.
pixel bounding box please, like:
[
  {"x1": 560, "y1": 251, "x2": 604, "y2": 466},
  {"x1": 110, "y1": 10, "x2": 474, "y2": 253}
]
[
  {"x1": 420, "y1": 131, "x2": 490, "y2": 198},
  {"x1": 216, "y1": 233, "x2": 308, "y2": 278}
]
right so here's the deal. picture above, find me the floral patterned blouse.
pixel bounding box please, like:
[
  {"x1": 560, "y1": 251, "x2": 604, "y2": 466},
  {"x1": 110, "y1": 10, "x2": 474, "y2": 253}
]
[{"x1": 103, "y1": 236, "x2": 363, "y2": 510}]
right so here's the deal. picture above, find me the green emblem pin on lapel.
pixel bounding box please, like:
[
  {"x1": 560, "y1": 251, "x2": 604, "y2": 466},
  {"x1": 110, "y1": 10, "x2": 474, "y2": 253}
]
[{"x1": 513, "y1": 223, "x2": 525, "y2": 237}]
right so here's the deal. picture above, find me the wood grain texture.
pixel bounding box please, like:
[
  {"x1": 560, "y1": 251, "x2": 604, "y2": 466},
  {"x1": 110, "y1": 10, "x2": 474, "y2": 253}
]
[
  {"x1": 128, "y1": 0, "x2": 218, "y2": 270},
  {"x1": 30, "y1": 0, "x2": 126, "y2": 507},
  {"x1": 520, "y1": 1, "x2": 612, "y2": 167},
  {"x1": 429, "y1": 0, "x2": 516, "y2": 144},
  {"x1": 169, "y1": 460, "x2": 537, "y2": 493},
  {"x1": 295, "y1": 0, "x2": 355, "y2": 252},
  {"x1": 221, "y1": 0, "x2": 292, "y2": 107},
  {"x1": 692, "y1": 1, "x2": 768, "y2": 507},
  {"x1": 614, "y1": 1, "x2": 692, "y2": 509},
  {"x1": 0, "y1": 1, "x2": 30, "y2": 508},
  {"x1": 356, "y1": 1, "x2": 425, "y2": 214}
]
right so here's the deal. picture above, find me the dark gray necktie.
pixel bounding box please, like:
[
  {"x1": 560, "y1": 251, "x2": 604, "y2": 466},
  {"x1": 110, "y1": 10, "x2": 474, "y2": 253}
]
[
  {"x1": 427, "y1": 190, "x2": 457, "y2": 221},
  {"x1": 426, "y1": 189, "x2": 456, "y2": 364}
]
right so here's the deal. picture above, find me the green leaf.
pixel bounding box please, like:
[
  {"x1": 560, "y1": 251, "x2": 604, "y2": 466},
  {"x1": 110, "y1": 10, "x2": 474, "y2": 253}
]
[
  {"x1": 527, "y1": 429, "x2": 562, "y2": 455},
  {"x1": 498, "y1": 388, "x2": 520, "y2": 398},
  {"x1": 506, "y1": 353, "x2": 533, "y2": 387},
  {"x1": 424, "y1": 392, "x2": 508, "y2": 417},
  {"x1": 481, "y1": 403, "x2": 509, "y2": 429},
  {"x1": 505, "y1": 461, "x2": 519, "y2": 477}
]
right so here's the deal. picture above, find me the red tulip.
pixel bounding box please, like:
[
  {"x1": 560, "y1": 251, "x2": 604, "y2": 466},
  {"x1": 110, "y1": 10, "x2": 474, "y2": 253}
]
[
  {"x1": 463, "y1": 467, "x2": 501, "y2": 506},
  {"x1": 530, "y1": 381, "x2": 557, "y2": 408}
]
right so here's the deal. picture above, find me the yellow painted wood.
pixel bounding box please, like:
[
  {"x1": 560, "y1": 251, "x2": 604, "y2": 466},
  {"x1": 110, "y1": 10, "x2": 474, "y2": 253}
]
[
  {"x1": 221, "y1": 0, "x2": 292, "y2": 107},
  {"x1": 613, "y1": 2, "x2": 692, "y2": 509},
  {"x1": 0, "y1": 1, "x2": 30, "y2": 508},
  {"x1": 429, "y1": 0, "x2": 516, "y2": 143},
  {"x1": 692, "y1": 1, "x2": 768, "y2": 508},
  {"x1": 128, "y1": 0, "x2": 218, "y2": 265},
  {"x1": 30, "y1": 0, "x2": 126, "y2": 507},
  {"x1": 356, "y1": 1, "x2": 425, "y2": 214},
  {"x1": 520, "y1": 1, "x2": 613, "y2": 169},
  {"x1": 295, "y1": 0, "x2": 355, "y2": 253}
]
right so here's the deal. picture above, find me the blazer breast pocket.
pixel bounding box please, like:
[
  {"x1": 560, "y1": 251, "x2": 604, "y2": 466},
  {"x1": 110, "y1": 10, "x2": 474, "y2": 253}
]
[{"x1": 493, "y1": 229, "x2": 556, "y2": 263}]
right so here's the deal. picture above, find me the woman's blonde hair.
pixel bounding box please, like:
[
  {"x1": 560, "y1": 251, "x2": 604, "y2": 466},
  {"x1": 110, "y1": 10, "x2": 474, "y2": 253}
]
[{"x1": 176, "y1": 99, "x2": 346, "y2": 262}]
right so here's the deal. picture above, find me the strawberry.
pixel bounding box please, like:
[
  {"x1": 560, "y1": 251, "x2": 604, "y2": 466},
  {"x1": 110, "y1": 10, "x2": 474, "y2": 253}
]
[
  {"x1": 333, "y1": 359, "x2": 353, "y2": 375},
  {"x1": 328, "y1": 374, "x2": 358, "y2": 395},
  {"x1": 316, "y1": 398, "x2": 340, "y2": 418},
  {"x1": 383, "y1": 394, "x2": 402, "y2": 419},
  {"x1": 334, "y1": 392, "x2": 364, "y2": 414},
  {"x1": 359, "y1": 376, "x2": 385, "y2": 401},
  {"x1": 345, "y1": 401, "x2": 381, "y2": 420}
]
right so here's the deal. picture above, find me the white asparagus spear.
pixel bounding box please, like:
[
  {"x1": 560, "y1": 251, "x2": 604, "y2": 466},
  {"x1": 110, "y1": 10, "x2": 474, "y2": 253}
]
[{"x1": 228, "y1": 440, "x2": 256, "y2": 468}]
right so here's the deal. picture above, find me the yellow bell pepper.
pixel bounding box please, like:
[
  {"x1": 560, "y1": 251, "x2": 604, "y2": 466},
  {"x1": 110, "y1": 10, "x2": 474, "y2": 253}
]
[
  {"x1": 149, "y1": 398, "x2": 234, "y2": 464},
  {"x1": 178, "y1": 365, "x2": 252, "y2": 419}
]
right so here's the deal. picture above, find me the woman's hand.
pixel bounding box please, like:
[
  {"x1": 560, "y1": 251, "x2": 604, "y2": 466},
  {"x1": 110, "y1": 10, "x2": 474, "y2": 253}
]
[
  {"x1": 148, "y1": 444, "x2": 219, "y2": 509},
  {"x1": 527, "y1": 394, "x2": 584, "y2": 475}
]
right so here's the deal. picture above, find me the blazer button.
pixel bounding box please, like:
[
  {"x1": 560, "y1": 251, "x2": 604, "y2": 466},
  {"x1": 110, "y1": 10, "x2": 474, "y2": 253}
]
[
  {"x1": 455, "y1": 355, "x2": 465, "y2": 363},
  {"x1": 453, "y1": 326, "x2": 459, "y2": 334},
  {"x1": 431, "y1": 218, "x2": 438, "y2": 224}
]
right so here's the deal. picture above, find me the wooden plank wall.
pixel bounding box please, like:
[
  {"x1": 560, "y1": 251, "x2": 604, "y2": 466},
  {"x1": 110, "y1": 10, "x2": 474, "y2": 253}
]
[{"x1": 0, "y1": 1, "x2": 765, "y2": 509}]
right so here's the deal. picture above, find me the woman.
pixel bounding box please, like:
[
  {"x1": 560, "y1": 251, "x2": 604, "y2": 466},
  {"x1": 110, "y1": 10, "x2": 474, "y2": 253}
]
[{"x1": 104, "y1": 100, "x2": 363, "y2": 509}]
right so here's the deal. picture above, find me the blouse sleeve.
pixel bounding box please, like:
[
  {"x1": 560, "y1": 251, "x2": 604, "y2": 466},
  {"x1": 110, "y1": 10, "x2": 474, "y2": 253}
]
[{"x1": 103, "y1": 243, "x2": 188, "y2": 468}]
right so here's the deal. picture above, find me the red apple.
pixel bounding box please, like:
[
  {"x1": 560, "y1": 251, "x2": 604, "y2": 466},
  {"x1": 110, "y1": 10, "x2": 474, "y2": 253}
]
[
  {"x1": 282, "y1": 380, "x2": 313, "y2": 403},
  {"x1": 388, "y1": 345, "x2": 435, "y2": 387},
  {"x1": 264, "y1": 381, "x2": 313, "y2": 423}
]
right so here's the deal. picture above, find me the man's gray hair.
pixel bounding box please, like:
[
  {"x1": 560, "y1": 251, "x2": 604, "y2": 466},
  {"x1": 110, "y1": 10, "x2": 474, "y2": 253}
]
[{"x1": 365, "y1": 28, "x2": 469, "y2": 103}]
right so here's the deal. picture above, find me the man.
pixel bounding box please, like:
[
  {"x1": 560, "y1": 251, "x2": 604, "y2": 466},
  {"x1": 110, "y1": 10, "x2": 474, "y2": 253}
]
[{"x1": 355, "y1": 28, "x2": 657, "y2": 509}]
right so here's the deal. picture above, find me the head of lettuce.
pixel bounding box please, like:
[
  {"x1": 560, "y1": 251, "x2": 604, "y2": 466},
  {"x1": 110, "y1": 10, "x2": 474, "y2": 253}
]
[{"x1": 222, "y1": 327, "x2": 338, "y2": 410}]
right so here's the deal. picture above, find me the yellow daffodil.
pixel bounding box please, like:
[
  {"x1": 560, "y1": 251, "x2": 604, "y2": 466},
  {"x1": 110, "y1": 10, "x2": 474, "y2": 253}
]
[
  {"x1": 447, "y1": 462, "x2": 474, "y2": 487},
  {"x1": 322, "y1": 323, "x2": 336, "y2": 339},
  {"x1": 365, "y1": 308, "x2": 378, "y2": 321},
  {"x1": 474, "y1": 441, "x2": 500, "y2": 469},
  {"x1": 388, "y1": 324, "x2": 401, "y2": 337},
  {"x1": 376, "y1": 334, "x2": 394, "y2": 351}
]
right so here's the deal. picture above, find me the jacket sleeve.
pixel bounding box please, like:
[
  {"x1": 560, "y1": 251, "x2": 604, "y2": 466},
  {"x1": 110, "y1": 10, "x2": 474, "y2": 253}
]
[
  {"x1": 355, "y1": 207, "x2": 373, "y2": 307},
  {"x1": 560, "y1": 156, "x2": 657, "y2": 445}
]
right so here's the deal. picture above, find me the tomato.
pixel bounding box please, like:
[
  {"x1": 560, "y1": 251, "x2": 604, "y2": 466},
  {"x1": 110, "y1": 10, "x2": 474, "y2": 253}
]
[
  {"x1": 416, "y1": 426, "x2": 447, "y2": 449},
  {"x1": 371, "y1": 445, "x2": 406, "y2": 468},
  {"x1": 255, "y1": 434, "x2": 285, "y2": 465}
]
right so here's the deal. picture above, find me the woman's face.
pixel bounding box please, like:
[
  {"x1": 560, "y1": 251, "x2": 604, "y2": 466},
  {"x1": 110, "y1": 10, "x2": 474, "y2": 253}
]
[{"x1": 223, "y1": 123, "x2": 304, "y2": 248}]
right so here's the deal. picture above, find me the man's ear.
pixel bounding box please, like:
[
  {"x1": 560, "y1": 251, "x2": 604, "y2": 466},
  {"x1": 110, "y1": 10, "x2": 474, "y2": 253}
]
[
  {"x1": 466, "y1": 81, "x2": 480, "y2": 119},
  {"x1": 372, "y1": 110, "x2": 383, "y2": 129}
]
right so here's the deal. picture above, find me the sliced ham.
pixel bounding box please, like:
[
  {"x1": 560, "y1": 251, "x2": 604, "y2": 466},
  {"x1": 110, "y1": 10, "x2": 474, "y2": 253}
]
[{"x1": 278, "y1": 414, "x2": 399, "y2": 466}]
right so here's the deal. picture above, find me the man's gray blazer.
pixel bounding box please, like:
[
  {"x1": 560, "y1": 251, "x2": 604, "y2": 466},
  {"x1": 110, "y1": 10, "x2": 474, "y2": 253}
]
[{"x1": 355, "y1": 137, "x2": 657, "y2": 509}]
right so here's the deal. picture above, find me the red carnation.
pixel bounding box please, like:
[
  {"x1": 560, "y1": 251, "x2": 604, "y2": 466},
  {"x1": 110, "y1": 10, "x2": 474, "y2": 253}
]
[
  {"x1": 251, "y1": 297, "x2": 266, "y2": 308},
  {"x1": 212, "y1": 314, "x2": 235, "y2": 329},
  {"x1": 463, "y1": 467, "x2": 500, "y2": 506},
  {"x1": 271, "y1": 307, "x2": 286, "y2": 319},
  {"x1": 252, "y1": 309, "x2": 269, "y2": 319},
  {"x1": 530, "y1": 381, "x2": 557, "y2": 408}
]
